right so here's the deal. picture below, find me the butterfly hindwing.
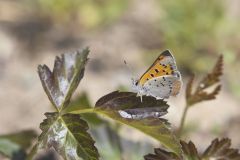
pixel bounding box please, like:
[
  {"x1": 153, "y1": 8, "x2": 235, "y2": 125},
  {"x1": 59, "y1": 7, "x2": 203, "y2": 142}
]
[
  {"x1": 138, "y1": 50, "x2": 178, "y2": 86},
  {"x1": 143, "y1": 72, "x2": 181, "y2": 99}
]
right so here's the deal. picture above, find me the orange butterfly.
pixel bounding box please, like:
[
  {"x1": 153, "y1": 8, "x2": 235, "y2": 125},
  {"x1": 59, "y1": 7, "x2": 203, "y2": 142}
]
[{"x1": 132, "y1": 50, "x2": 182, "y2": 101}]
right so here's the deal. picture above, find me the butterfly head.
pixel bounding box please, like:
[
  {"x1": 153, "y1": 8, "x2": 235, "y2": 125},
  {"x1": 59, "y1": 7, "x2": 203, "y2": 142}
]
[
  {"x1": 131, "y1": 78, "x2": 146, "y2": 99},
  {"x1": 132, "y1": 78, "x2": 142, "y2": 91},
  {"x1": 131, "y1": 78, "x2": 139, "y2": 88}
]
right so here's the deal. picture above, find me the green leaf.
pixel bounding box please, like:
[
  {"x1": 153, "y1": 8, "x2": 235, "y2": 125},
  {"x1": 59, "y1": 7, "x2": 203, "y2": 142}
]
[
  {"x1": 38, "y1": 48, "x2": 89, "y2": 111},
  {"x1": 31, "y1": 112, "x2": 99, "y2": 160},
  {"x1": 33, "y1": 150, "x2": 58, "y2": 160},
  {"x1": 63, "y1": 92, "x2": 105, "y2": 126},
  {"x1": 186, "y1": 55, "x2": 223, "y2": 106},
  {"x1": 95, "y1": 91, "x2": 182, "y2": 157},
  {"x1": 64, "y1": 92, "x2": 92, "y2": 112},
  {"x1": 0, "y1": 130, "x2": 37, "y2": 158}
]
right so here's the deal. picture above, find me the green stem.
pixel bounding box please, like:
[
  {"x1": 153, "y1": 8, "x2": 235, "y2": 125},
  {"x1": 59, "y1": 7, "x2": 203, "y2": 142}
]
[
  {"x1": 177, "y1": 105, "x2": 189, "y2": 138},
  {"x1": 63, "y1": 108, "x2": 94, "y2": 114},
  {"x1": 77, "y1": 108, "x2": 94, "y2": 114}
]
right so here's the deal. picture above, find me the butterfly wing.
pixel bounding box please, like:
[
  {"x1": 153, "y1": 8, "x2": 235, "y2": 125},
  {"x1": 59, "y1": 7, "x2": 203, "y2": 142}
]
[
  {"x1": 138, "y1": 50, "x2": 179, "y2": 86},
  {"x1": 143, "y1": 72, "x2": 182, "y2": 99}
]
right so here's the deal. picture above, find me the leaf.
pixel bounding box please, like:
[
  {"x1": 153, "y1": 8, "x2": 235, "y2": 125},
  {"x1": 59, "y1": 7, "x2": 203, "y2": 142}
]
[
  {"x1": 180, "y1": 141, "x2": 200, "y2": 160},
  {"x1": 144, "y1": 141, "x2": 200, "y2": 160},
  {"x1": 186, "y1": 55, "x2": 223, "y2": 106},
  {"x1": 30, "y1": 112, "x2": 99, "y2": 160},
  {"x1": 38, "y1": 48, "x2": 89, "y2": 111},
  {"x1": 201, "y1": 138, "x2": 240, "y2": 160},
  {"x1": 63, "y1": 92, "x2": 105, "y2": 126},
  {"x1": 144, "y1": 148, "x2": 179, "y2": 160},
  {"x1": 144, "y1": 138, "x2": 240, "y2": 160},
  {"x1": 0, "y1": 130, "x2": 37, "y2": 158},
  {"x1": 95, "y1": 91, "x2": 169, "y2": 119},
  {"x1": 95, "y1": 91, "x2": 182, "y2": 157},
  {"x1": 34, "y1": 150, "x2": 58, "y2": 160}
]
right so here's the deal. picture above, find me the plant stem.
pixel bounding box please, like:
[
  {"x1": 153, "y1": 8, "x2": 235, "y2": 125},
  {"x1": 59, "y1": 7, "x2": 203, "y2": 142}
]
[
  {"x1": 64, "y1": 108, "x2": 94, "y2": 114},
  {"x1": 77, "y1": 108, "x2": 94, "y2": 113},
  {"x1": 177, "y1": 105, "x2": 189, "y2": 138}
]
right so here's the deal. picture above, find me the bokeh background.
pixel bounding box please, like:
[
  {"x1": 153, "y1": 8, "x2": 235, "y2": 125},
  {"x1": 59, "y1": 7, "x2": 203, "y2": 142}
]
[{"x1": 0, "y1": 0, "x2": 240, "y2": 159}]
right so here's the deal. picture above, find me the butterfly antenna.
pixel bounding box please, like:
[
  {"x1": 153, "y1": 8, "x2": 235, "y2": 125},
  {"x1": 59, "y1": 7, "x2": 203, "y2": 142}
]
[{"x1": 124, "y1": 60, "x2": 135, "y2": 80}]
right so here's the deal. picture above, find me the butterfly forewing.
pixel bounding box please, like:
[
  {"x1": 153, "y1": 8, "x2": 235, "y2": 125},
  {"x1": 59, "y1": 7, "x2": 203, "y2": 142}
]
[{"x1": 138, "y1": 50, "x2": 178, "y2": 86}]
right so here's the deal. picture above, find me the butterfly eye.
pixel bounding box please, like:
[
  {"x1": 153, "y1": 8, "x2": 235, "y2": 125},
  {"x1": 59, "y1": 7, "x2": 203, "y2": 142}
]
[{"x1": 135, "y1": 81, "x2": 139, "y2": 85}]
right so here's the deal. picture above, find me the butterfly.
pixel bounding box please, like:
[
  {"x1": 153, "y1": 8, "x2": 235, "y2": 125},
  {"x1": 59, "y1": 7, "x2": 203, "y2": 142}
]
[{"x1": 132, "y1": 50, "x2": 182, "y2": 101}]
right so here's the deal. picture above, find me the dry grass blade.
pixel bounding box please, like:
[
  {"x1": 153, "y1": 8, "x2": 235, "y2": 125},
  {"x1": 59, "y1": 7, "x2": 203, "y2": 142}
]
[
  {"x1": 180, "y1": 141, "x2": 200, "y2": 160},
  {"x1": 201, "y1": 138, "x2": 240, "y2": 159},
  {"x1": 186, "y1": 55, "x2": 223, "y2": 106},
  {"x1": 144, "y1": 148, "x2": 179, "y2": 160},
  {"x1": 187, "y1": 85, "x2": 221, "y2": 106},
  {"x1": 197, "y1": 55, "x2": 223, "y2": 91},
  {"x1": 144, "y1": 138, "x2": 240, "y2": 160},
  {"x1": 185, "y1": 75, "x2": 195, "y2": 101}
]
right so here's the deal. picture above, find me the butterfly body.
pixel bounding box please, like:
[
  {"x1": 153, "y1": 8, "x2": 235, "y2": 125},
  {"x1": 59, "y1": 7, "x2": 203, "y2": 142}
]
[{"x1": 132, "y1": 50, "x2": 182, "y2": 101}]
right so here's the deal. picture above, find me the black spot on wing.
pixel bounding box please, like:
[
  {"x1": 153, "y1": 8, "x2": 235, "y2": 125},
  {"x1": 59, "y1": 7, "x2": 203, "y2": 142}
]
[{"x1": 176, "y1": 72, "x2": 180, "y2": 78}]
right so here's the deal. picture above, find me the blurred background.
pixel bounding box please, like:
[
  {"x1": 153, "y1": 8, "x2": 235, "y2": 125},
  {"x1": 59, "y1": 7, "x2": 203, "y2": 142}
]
[{"x1": 0, "y1": 0, "x2": 240, "y2": 159}]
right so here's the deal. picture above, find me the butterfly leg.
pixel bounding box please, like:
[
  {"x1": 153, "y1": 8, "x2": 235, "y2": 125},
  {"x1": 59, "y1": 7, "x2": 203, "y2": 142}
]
[{"x1": 137, "y1": 92, "x2": 143, "y2": 102}]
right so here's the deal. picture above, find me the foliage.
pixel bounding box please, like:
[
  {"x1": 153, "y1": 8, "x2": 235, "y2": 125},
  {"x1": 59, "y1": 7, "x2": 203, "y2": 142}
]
[
  {"x1": 144, "y1": 138, "x2": 240, "y2": 160},
  {"x1": 186, "y1": 55, "x2": 223, "y2": 106},
  {"x1": 33, "y1": 48, "x2": 182, "y2": 159},
  {"x1": 0, "y1": 48, "x2": 239, "y2": 160},
  {"x1": 177, "y1": 54, "x2": 223, "y2": 137},
  {"x1": 95, "y1": 91, "x2": 182, "y2": 156},
  {"x1": 28, "y1": 48, "x2": 99, "y2": 160},
  {"x1": 158, "y1": 0, "x2": 224, "y2": 72},
  {"x1": 27, "y1": 0, "x2": 128, "y2": 29},
  {"x1": 63, "y1": 92, "x2": 105, "y2": 126},
  {"x1": 38, "y1": 48, "x2": 89, "y2": 111},
  {"x1": 0, "y1": 130, "x2": 37, "y2": 159},
  {"x1": 36, "y1": 112, "x2": 99, "y2": 160}
]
